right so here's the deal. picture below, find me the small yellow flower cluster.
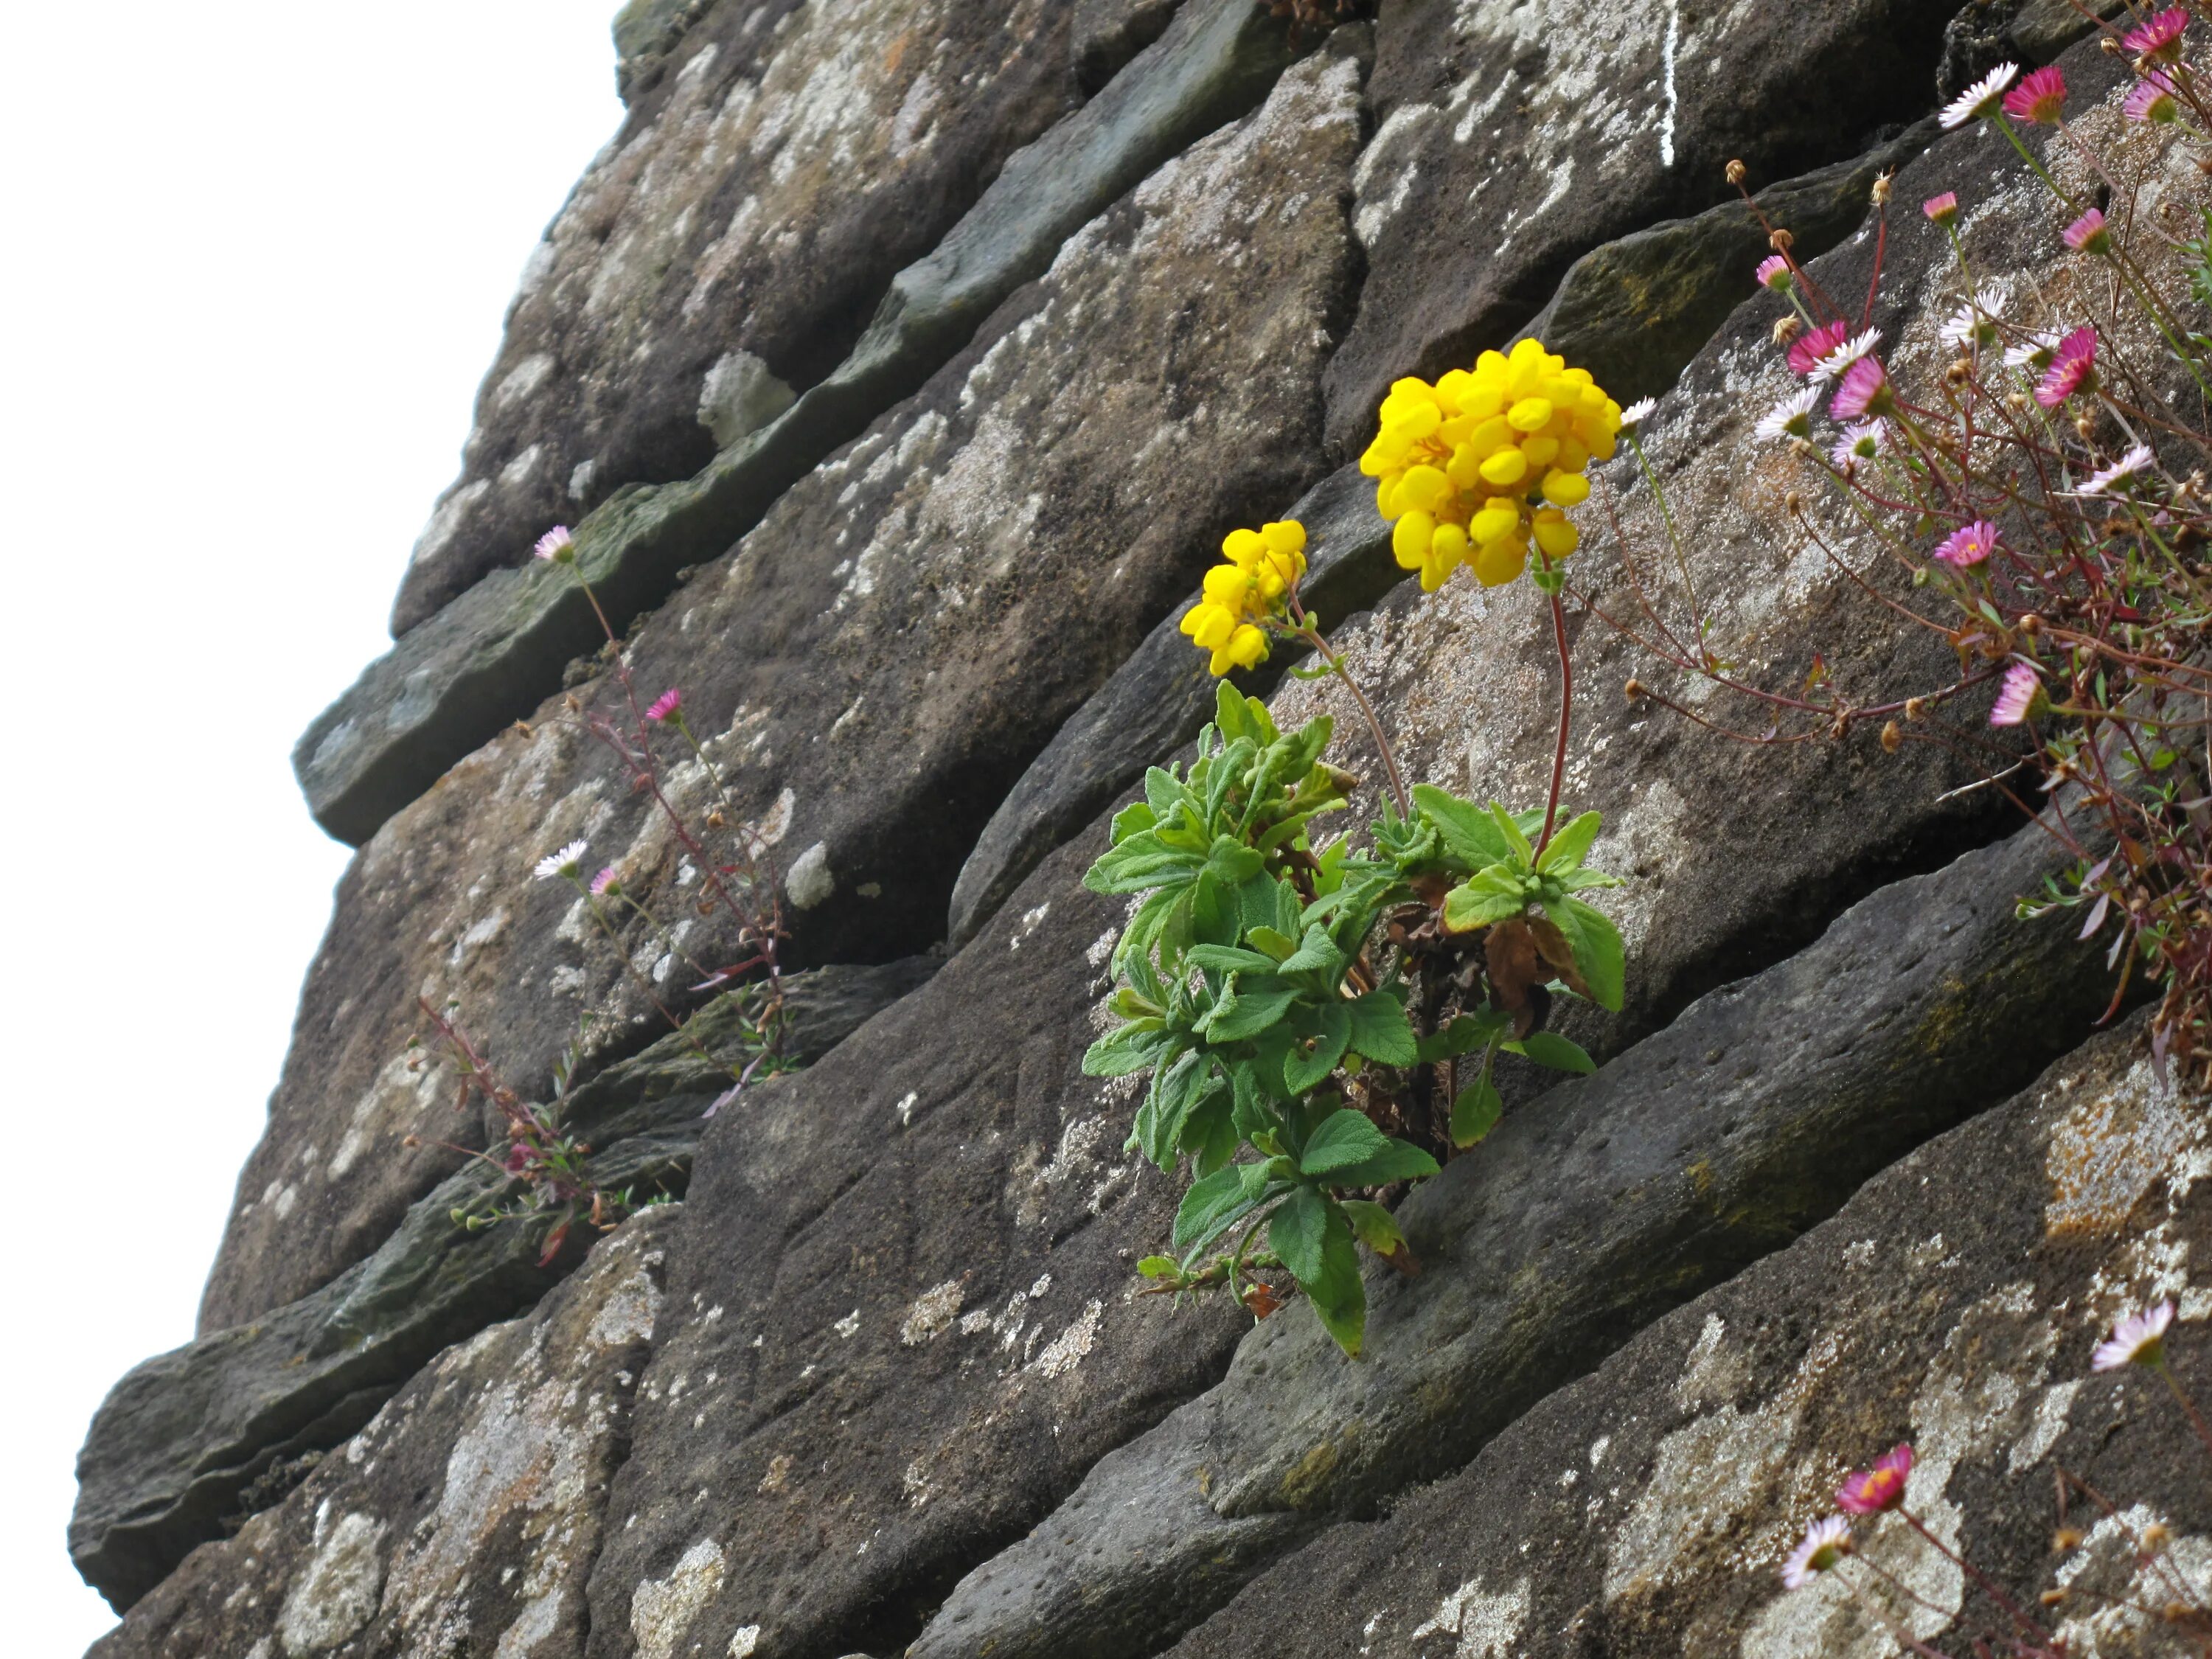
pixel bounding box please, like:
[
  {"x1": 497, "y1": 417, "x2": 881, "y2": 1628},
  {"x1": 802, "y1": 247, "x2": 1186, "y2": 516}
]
[
  {"x1": 1360, "y1": 338, "x2": 1621, "y2": 591},
  {"x1": 1180, "y1": 521, "x2": 1308, "y2": 676}
]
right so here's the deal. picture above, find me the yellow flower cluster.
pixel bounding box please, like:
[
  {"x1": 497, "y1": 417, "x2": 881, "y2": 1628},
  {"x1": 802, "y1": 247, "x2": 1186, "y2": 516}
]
[
  {"x1": 1360, "y1": 338, "x2": 1621, "y2": 591},
  {"x1": 1180, "y1": 520, "x2": 1307, "y2": 676}
]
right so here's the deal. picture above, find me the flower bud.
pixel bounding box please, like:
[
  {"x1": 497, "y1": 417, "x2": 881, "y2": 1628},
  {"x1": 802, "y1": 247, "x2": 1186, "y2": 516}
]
[
  {"x1": 2101, "y1": 33, "x2": 2123, "y2": 52},
  {"x1": 1773, "y1": 314, "x2": 1804, "y2": 347},
  {"x1": 2053, "y1": 1528, "x2": 2085, "y2": 1552},
  {"x1": 1871, "y1": 170, "x2": 1893, "y2": 206},
  {"x1": 1769, "y1": 226, "x2": 1795, "y2": 252},
  {"x1": 2144, "y1": 1523, "x2": 2173, "y2": 1552},
  {"x1": 1624, "y1": 678, "x2": 1646, "y2": 700},
  {"x1": 2022, "y1": 613, "x2": 2043, "y2": 635},
  {"x1": 2076, "y1": 414, "x2": 2097, "y2": 440},
  {"x1": 1726, "y1": 159, "x2": 1747, "y2": 184},
  {"x1": 1905, "y1": 696, "x2": 1927, "y2": 720},
  {"x1": 2041, "y1": 1590, "x2": 2068, "y2": 1607},
  {"x1": 1881, "y1": 720, "x2": 1902, "y2": 753},
  {"x1": 1786, "y1": 491, "x2": 1804, "y2": 513}
]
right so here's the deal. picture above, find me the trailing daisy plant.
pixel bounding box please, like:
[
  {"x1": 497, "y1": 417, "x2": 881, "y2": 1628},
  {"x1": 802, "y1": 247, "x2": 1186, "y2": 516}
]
[
  {"x1": 1591, "y1": 10, "x2": 2212, "y2": 1087},
  {"x1": 1092, "y1": 341, "x2": 1632, "y2": 1356},
  {"x1": 411, "y1": 526, "x2": 800, "y2": 1256}
]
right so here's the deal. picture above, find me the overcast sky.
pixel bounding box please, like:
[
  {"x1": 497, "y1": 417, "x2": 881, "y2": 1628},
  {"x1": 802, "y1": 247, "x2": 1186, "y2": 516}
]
[{"x1": 1, "y1": 5, "x2": 625, "y2": 1646}]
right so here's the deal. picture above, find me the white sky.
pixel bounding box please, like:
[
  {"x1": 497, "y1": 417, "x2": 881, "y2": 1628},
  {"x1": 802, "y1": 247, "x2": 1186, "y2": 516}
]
[{"x1": 1, "y1": 4, "x2": 625, "y2": 1646}]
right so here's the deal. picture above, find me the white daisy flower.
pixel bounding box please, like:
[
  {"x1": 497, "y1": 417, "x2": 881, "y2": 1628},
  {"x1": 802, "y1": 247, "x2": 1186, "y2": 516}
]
[
  {"x1": 1939, "y1": 285, "x2": 2007, "y2": 352},
  {"x1": 1756, "y1": 388, "x2": 1823, "y2": 443},
  {"x1": 1829, "y1": 420, "x2": 1890, "y2": 471},
  {"x1": 1941, "y1": 62, "x2": 2020, "y2": 129},
  {"x1": 2079, "y1": 443, "x2": 2158, "y2": 496},
  {"x1": 534, "y1": 839, "x2": 590, "y2": 881},
  {"x1": 1619, "y1": 397, "x2": 1658, "y2": 431},
  {"x1": 2093, "y1": 1300, "x2": 2174, "y2": 1371},
  {"x1": 1812, "y1": 327, "x2": 1882, "y2": 385},
  {"x1": 2005, "y1": 330, "x2": 2059, "y2": 371}
]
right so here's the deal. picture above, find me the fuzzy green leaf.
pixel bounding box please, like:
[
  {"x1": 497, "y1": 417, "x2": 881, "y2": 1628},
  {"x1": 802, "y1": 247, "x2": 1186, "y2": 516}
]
[
  {"x1": 1535, "y1": 810, "x2": 1601, "y2": 874},
  {"x1": 1199, "y1": 979, "x2": 1301, "y2": 1043},
  {"x1": 1173, "y1": 1163, "x2": 1254, "y2": 1249},
  {"x1": 1548, "y1": 897, "x2": 1624, "y2": 1012},
  {"x1": 1514, "y1": 1031, "x2": 1596, "y2": 1074},
  {"x1": 1326, "y1": 1138, "x2": 1442, "y2": 1187},
  {"x1": 1268, "y1": 1186, "x2": 1329, "y2": 1283},
  {"x1": 1081, "y1": 1019, "x2": 1167, "y2": 1077},
  {"x1": 1410, "y1": 785, "x2": 1515, "y2": 869},
  {"x1": 1339, "y1": 1198, "x2": 1406, "y2": 1257},
  {"x1": 1300, "y1": 1108, "x2": 1391, "y2": 1175},
  {"x1": 1450, "y1": 1076, "x2": 1504, "y2": 1147},
  {"x1": 1344, "y1": 990, "x2": 1419, "y2": 1066}
]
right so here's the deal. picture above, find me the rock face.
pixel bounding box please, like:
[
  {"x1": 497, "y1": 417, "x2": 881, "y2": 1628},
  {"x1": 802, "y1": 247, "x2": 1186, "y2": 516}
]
[
  {"x1": 1161, "y1": 1014, "x2": 2211, "y2": 1659},
  {"x1": 82, "y1": 8, "x2": 2212, "y2": 1659},
  {"x1": 1323, "y1": 0, "x2": 1962, "y2": 448},
  {"x1": 394, "y1": 0, "x2": 1137, "y2": 633},
  {"x1": 202, "y1": 32, "x2": 1366, "y2": 1340},
  {"x1": 89, "y1": 1207, "x2": 680, "y2": 1659}
]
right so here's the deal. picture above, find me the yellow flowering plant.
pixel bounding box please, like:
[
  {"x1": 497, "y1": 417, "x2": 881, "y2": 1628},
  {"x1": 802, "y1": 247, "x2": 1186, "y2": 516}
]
[{"x1": 1091, "y1": 342, "x2": 1630, "y2": 1356}]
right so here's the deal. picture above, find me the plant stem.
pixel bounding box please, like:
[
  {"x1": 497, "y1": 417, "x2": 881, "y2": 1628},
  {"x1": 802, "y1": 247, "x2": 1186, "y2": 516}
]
[{"x1": 1538, "y1": 584, "x2": 1575, "y2": 855}]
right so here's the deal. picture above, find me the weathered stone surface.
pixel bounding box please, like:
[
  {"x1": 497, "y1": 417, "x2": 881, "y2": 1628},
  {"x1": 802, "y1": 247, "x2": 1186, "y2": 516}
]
[
  {"x1": 75, "y1": 964, "x2": 925, "y2": 1613},
  {"x1": 89, "y1": 1206, "x2": 681, "y2": 1658},
  {"x1": 1322, "y1": 0, "x2": 1961, "y2": 450},
  {"x1": 315, "y1": 0, "x2": 1309, "y2": 850},
  {"x1": 396, "y1": 0, "x2": 1116, "y2": 632},
  {"x1": 1938, "y1": 0, "x2": 2119, "y2": 100},
  {"x1": 212, "y1": 35, "x2": 1364, "y2": 1346},
  {"x1": 903, "y1": 812, "x2": 2112, "y2": 1659},
  {"x1": 1517, "y1": 118, "x2": 1938, "y2": 408},
  {"x1": 1161, "y1": 1015, "x2": 2212, "y2": 1659},
  {"x1": 575, "y1": 828, "x2": 1240, "y2": 1659},
  {"x1": 946, "y1": 462, "x2": 1399, "y2": 950}
]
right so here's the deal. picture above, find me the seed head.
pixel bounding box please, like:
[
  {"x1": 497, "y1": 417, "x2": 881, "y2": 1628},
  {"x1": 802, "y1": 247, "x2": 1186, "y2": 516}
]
[
  {"x1": 1905, "y1": 697, "x2": 1926, "y2": 720},
  {"x1": 1773, "y1": 314, "x2": 1804, "y2": 347},
  {"x1": 1624, "y1": 678, "x2": 1646, "y2": 701},
  {"x1": 1726, "y1": 159, "x2": 1747, "y2": 184},
  {"x1": 2054, "y1": 1528, "x2": 2085, "y2": 1552},
  {"x1": 1769, "y1": 226, "x2": 1795, "y2": 252},
  {"x1": 1881, "y1": 720, "x2": 1902, "y2": 754},
  {"x1": 2144, "y1": 1522, "x2": 2174, "y2": 1552},
  {"x1": 1871, "y1": 170, "x2": 1893, "y2": 206}
]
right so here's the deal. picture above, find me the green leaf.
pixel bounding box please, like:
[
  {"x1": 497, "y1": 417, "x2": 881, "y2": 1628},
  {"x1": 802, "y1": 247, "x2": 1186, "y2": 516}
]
[
  {"x1": 1345, "y1": 990, "x2": 1419, "y2": 1066},
  {"x1": 1548, "y1": 897, "x2": 1625, "y2": 1012},
  {"x1": 1299, "y1": 1109, "x2": 1391, "y2": 1175},
  {"x1": 1186, "y1": 1091, "x2": 1239, "y2": 1176},
  {"x1": 1414, "y1": 1011, "x2": 1506, "y2": 1065},
  {"x1": 1489, "y1": 802, "x2": 1536, "y2": 864},
  {"x1": 1278, "y1": 922, "x2": 1342, "y2": 976},
  {"x1": 1326, "y1": 1138, "x2": 1441, "y2": 1187},
  {"x1": 1214, "y1": 680, "x2": 1254, "y2": 744},
  {"x1": 1535, "y1": 810, "x2": 1601, "y2": 874},
  {"x1": 1450, "y1": 1076, "x2": 1503, "y2": 1147},
  {"x1": 1199, "y1": 980, "x2": 1301, "y2": 1043},
  {"x1": 1411, "y1": 784, "x2": 1514, "y2": 868},
  {"x1": 1514, "y1": 1031, "x2": 1596, "y2": 1074},
  {"x1": 1283, "y1": 1002, "x2": 1352, "y2": 1093},
  {"x1": 1135, "y1": 1255, "x2": 1180, "y2": 1281},
  {"x1": 1268, "y1": 1186, "x2": 1329, "y2": 1282},
  {"x1": 1173, "y1": 1163, "x2": 1254, "y2": 1248},
  {"x1": 1207, "y1": 836, "x2": 1266, "y2": 885},
  {"x1": 1186, "y1": 945, "x2": 1280, "y2": 975},
  {"x1": 1247, "y1": 925, "x2": 1299, "y2": 962},
  {"x1": 1441, "y1": 869, "x2": 1527, "y2": 933},
  {"x1": 1110, "y1": 799, "x2": 1158, "y2": 844},
  {"x1": 1301, "y1": 1206, "x2": 1367, "y2": 1357},
  {"x1": 1339, "y1": 1198, "x2": 1406, "y2": 1257},
  {"x1": 1144, "y1": 767, "x2": 1188, "y2": 821},
  {"x1": 1081, "y1": 1019, "x2": 1167, "y2": 1077}
]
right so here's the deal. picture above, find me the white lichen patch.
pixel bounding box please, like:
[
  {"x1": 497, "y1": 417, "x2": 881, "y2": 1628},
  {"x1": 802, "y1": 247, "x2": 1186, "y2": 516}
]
[
  {"x1": 902, "y1": 1279, "x2": 964, "y2": 1346},
  {"x1": 1405, "y1": 1573, "x2": 1531, "y2": 1657},
  {"x1": 276, "y1": 1509, "x2": 387, "y2": 1655},
  {"x1": 629, "y1": 1538, "x2": 728, "y2": 1659},
  {"x1": 1028, "y1": 1299, "x2": 1105, "y2": 1380}
]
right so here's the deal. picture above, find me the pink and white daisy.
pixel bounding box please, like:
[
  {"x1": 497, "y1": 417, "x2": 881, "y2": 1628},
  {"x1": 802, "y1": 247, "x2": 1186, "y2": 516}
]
[
  {"x1": 2080, "y1": 443, "x2": 2157, "y2": 496},
  {"x1": 2063, "y1": 208, "x2": 2112, "y2": 256},
  {"x1": 1782, "y1": 1517, "x2": 1854, "y2": 1589},
  {"x1": 2124, "y1": 5, "x2": 2190, "y2": 62},
  {"x1": 1923, "y1": 191, "x2": 1960, "y2": 225},
  {"x1": 1788, "y1": 319, "x2": 1854, "y2": 378},
  {"x1": 1836, "y1": 1444, "x2": 1916, "y2": 1515},
  {"x1": 1619, "y1": 397, "x2": 1658, "y2": 431},
  {"x1": 1812, "y1": 327, "x2": 1883, "y2": 386},
  {"x1": 1940, "y1": 285, "x2": 2007, "y2": 352},
  {"x1": 533, "y1": 525, "x2": 575, "y2": 562},
  {"x1": 534, "y1": 838, "x2": 590, "y2": 881},
  {"x1": 2003, "y1": 64, "x2": 2068, "y2": 125},
  {"x1": 1830, "y1": 420, "x2": 1889, "y2": 472},
  {"x1": 2006, "y1": 330, "x2": 2061, "y2": 372},
  {"x1": 1756, "y1": 387, "x2": 1823, "y2": 443},
  {"x1": 2034, "y1": 326, "x2": 2098, "y2": 407},
  {"x1": 1942, "y1": 62, "x2": 2021, "y2": 128},
  {"x1": 1830, "y1": 356, "x2": 1893, "y2": 422},
  {"x1": 1990, "y1": 661, "x2": 2044, "y2": 728},
  {"x1": 2093, "y1": 1300, "x2": 2175, "y2": 1371},
  {"x1": 647, "y1": 686, "x2": 684, "y2": 723},
  {"x1": 1756, "y1": 254, "x2": 1794, "y2": 292},
  {"x1": 1934, "y1": 519, "x2": 2001, "y2": 566},
  {"x1": 2127, "y1": 69, "x2": 2182, "y2": 124},
  {"x1": 589, "y1": 865, "x2": 622, "y2": 897}
]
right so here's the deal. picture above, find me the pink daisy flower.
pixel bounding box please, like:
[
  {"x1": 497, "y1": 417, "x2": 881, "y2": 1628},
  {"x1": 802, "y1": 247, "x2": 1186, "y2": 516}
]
[
  {"x1": 1756, "y1": 254, "x2": 1793, "y2": 291},
  {"x1": 533, "y1": 526, "x2": 575, "y2": 562},
  {"x1": 1942, "y1": 62, "x2": 2020, "y2": 128},
  {"x1": 589, "y1": 865, "x2": 622, "y2": 897},
  {"x1": 1788, "y1": 320, "x2": 1854, "y2": 378},
  {"x1": 2035, "y1": 326, "x2": 2098, "y2": 407},
  {"x1": 1830, "y1": 356, "x2": 1892, "y2": 422},
  {"x1": 2093, "y1": 1300, "x2": 2175, "y2": 1371},
  {"x1": 2128, "y1": 69, "x2": 2182, "y2": 123},
  {"x1": 1836, "y1": 1444, "x2": 1915, "y2": 1515},
  {"x1": 1782, "y1": 1517, "x2": 1854, "y2": 1590},
  {"x1": 2064, "y1": 208, "x2": 2112, "y2": 255},
  {"x1": 1934, "y1": 519, "x2": 2001, "y2": 567},
  {"x1": 1990, "y1": 661, "x2": 2043, "y2": 727},
  {"x1": 2124, "y1": 5, "x2": 2190, "y2": 61},
  {"x1": 647, "y1": 686, "x2": 684, "y2": 723},
  {"x1": 2003, "y1": 64, "x2": 2067, "y2": 125},
  {"x1": 1923, "y1": 191, "x2": 1960, "y2": 225},
  {"x1": 2080, "y1": 443, "x2": 2157, "y2": 496}
]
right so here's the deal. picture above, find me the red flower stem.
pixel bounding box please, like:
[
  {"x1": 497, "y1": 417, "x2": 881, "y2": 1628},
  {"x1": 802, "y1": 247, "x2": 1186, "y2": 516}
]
[
  {"x1": 1898, "y1": 1507, "x2": 2051, "y2": 1644},
  {"x1": 2157, "y1": 1362, "x2": 2212, "y2": 1463},
  {"x1": 1537, "y1": 582, "x2": 1573, "y2": 857}
]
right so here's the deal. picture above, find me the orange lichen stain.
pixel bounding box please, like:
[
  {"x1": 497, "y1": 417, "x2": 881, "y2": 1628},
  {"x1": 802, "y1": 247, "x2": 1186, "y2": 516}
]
[{"x1": 2043, "y1": 1058, "x2": 2187, "y2": 1238}]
